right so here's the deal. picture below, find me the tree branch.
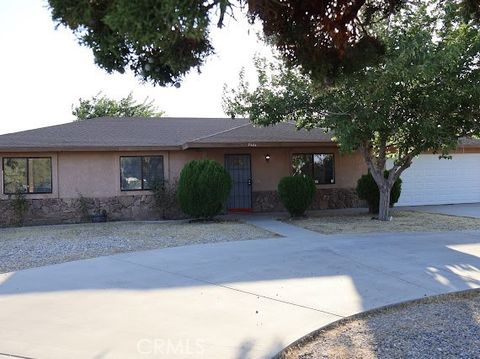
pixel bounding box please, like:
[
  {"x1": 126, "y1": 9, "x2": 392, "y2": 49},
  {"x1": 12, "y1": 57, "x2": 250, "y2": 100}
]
[
  {"x1": 390, "y1": 151, "x2": 417, "y2": 183},
  {"x1": 360, "y1": 142, "x2": 384, "y2": 185},
  {"x1": 377, "y1": 136, "x2": 388, "y2": 171}
]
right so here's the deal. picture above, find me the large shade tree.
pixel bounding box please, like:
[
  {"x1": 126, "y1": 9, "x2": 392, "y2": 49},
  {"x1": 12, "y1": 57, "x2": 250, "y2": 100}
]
[
  {"x1": 72, "y1": 92, "x2": 163, "y2": 121},
  {"x1": 47, "y1": 0, "x2": 480, "y2": 86},
  {"x1": 224, "y1": 3, "x2": 480, "y2": 220}
]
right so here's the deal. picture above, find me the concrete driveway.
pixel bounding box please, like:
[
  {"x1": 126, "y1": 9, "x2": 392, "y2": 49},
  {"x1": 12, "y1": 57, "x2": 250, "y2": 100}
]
[
  {"x1": 1, "y1": 218, "x2": 480, "y2": 359},
  {"x1": 401, "y1": 203, "x2": 480, "y2": 218}
]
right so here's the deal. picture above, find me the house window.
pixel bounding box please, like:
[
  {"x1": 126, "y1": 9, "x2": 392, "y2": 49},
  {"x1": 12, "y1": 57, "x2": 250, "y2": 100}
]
[
  {"x1": 120, "y1": 156, "x2": 164, "y2": 191},
  {"x1": 292, "y1": 153, "x2": 335, "y2": 184},
  {"x1": 2, "y1": 157, "x2": 52, "y2": 194}
]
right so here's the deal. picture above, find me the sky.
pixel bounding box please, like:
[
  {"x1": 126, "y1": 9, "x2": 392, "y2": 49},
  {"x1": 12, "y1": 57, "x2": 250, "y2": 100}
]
[{"x1": 0, "y1": 1, "x2": 271, "y2": 135}]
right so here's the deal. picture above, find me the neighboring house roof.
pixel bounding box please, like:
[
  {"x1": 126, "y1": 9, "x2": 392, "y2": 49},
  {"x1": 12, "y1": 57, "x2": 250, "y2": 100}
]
[
  {"x1": 0, "y1": 117, "x2": 335, "y2": 152},
  {"x1": 0, "y1": 117, "x2": 478, "y2": 152},
  {"x1": 458, "y1": 137, "x2": 480, "y2": 147}
]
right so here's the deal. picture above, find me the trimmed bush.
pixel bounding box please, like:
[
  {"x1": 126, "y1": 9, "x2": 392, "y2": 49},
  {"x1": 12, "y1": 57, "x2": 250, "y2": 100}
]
[
  {"x1": 177, "y1": 159, "x2": 232, "y2": 219},
  {"x1": 278, "y1": 175, "x2": 316, "y2": 217},
  {"x1": 356, "y1": 171, "x2": 402, "y2": 214}
]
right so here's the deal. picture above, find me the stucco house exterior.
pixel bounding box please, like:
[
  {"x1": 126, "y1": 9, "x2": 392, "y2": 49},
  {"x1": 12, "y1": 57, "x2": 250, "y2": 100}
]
[{"x1": 0, "y1": 117, "x2": 479, "y2": 225}]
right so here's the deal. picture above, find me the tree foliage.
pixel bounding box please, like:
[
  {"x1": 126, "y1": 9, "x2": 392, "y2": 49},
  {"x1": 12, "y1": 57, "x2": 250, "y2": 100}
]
[
  {"x1": 246, "y1": 0, "x2": 404, "y2": 81},
  {"x1": 177, "y1": 159, "x2": 232, "y2": 220},
  {"x1": 72, "y1": 92, "x2": 163, "y2": 121},
  {"x1": 48, "y1": 0, "x2": 480, "y2": 85},
  {"x1": 224, "y1": 2, "x2": 480, "y2": 220},
  {"x1": 48, "y1": 0, "x2": 229, "y2": 86}
]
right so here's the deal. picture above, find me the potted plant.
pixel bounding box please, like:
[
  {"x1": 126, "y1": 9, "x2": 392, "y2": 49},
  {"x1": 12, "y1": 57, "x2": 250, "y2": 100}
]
[{"x1": 91, "y1": 208, "x2": 107, "y2": 223}]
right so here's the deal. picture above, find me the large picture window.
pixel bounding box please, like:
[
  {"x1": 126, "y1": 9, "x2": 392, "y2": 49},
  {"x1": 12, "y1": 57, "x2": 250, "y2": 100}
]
[
  {"x1": 292, "y1": 153, "x2": 335, "y2": 184},
  {"x1": 120, "y1": 156, "x2": 164, "y2": 191},
  {"x1": 3, "y1": 157, "x2": 52, "y2": 194}
]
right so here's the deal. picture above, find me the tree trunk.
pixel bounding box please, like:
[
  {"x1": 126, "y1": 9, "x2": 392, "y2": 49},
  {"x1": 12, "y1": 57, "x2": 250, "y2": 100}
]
[
  {"x1": 359, "y1": 142, "x2": 415, "y2": 221},
  {"x1": 378, "y1": 184, "x2": 391, "y2": 221}
]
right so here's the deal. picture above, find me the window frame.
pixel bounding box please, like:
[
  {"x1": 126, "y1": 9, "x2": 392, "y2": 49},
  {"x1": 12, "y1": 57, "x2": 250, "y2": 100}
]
[
  {"x1": 120, "y1": 155, "x2": 164, "y2": 192},
  {"x1": 291, "y1": 153, "x2": 335, "y2": 185},
  {"x1": 2, "y1": 157, "x2": 53, "y2": 195}
]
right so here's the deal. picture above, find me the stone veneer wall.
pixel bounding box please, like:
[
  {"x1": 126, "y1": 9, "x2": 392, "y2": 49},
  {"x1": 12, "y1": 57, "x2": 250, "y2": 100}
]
[
  {"x1": 1, "y1": 189, "x2": 363, "y2": 227},
  {"x1": 0, "y1": 194, "x2": 184, "y2": 227},
  {"x1": 252, "y1": 188, "x2": 364, "y2": 212}
]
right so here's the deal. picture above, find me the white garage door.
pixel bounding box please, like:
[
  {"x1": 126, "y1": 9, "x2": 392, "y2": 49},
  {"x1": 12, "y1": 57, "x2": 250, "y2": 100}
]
[{"x1": 391, "y1": 154, "x2": 480, "y2": 206}]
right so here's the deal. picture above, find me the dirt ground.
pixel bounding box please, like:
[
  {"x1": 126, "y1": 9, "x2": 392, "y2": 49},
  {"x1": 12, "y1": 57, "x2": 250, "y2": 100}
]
[
  {"x1": 279, "y1": 289, "x2": 480, "y2": 359},
  {"x1": 0, "y1": 220, "x2": 275, "y2": 273},
  {"x1": 286, "y1": 210, "x2": 480, "y2": 235}
]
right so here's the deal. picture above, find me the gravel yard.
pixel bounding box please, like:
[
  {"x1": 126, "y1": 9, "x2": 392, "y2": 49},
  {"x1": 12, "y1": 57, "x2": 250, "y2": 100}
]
[
  {"x1": 279, "y1": 289, "x2": 480, "y2": 359},
  {"x1": 286, "y1": 210, "x2": 480, "y2": 235},
  {"x1": 0, "y1": 220, "x2": 275, "y2": 273}
]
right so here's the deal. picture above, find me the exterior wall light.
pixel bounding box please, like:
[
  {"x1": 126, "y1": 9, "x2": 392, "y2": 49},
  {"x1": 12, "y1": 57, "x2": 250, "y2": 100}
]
[{"x1": 265, "y1": 154, "x2": 271, "y2": 162}]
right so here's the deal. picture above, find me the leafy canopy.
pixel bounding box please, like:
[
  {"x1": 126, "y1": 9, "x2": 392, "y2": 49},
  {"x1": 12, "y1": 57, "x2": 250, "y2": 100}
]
[
  {"x1": 72, "y1": 92, "x2": 163, "y2": 121},
  {"x1": 225, "y1": 2, "x2": 480, "y2": 159},
  {"x1": 224, "y1": 2, "x2": 480, "y2": 219},
  {"x1": 47, "y1": 0, "x2": 480, "y2": 85},
  {"x1": 48, "y1": 0, "x2": 229, "y2": 86}
]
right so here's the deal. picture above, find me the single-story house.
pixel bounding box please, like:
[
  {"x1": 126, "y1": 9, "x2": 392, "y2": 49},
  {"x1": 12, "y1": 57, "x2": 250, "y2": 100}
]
[{"x1": 0, "y1": 117, "x2": 479, "y2": 225}]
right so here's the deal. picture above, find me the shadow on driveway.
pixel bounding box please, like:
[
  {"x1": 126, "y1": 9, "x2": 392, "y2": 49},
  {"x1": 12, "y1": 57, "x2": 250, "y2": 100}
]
[{"x1": 1, "y1": 223, "x2": 480, "y2": 358}]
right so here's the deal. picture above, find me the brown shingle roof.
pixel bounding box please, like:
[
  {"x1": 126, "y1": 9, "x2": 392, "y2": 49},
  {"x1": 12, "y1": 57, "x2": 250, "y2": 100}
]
[
  {"x1": 0, "y1": 117, "x2": 478, "y2": 152},
  {"x1": 187, "y1": 121, "x2": 333, "y2": 148},
  {"x1": 0, "y1": 117, "x2": 334, "y2": 152}
]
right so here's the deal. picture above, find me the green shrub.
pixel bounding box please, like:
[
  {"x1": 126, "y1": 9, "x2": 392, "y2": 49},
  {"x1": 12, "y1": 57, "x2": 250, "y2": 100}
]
[
  {"x1": 151, "y1": 180, "x2": 182, "y2": 219},
  {"x1": 356, "y1": 171, "x2": 402, "y2": 214},
  {"x1": 278, "y1": 175, "x2": 316, "y2": 217},
  {"x1": 177, "y1": 160, "x2": 232, "y2": 219},
  {"x1": 12, "y1": 189, "x2": 28, "y2": 226},
  {"x1": 77, "y1": 193, "x2": 91, "y2": 222}
]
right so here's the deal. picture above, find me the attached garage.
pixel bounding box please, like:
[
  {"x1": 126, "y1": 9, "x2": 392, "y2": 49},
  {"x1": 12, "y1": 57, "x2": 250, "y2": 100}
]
[{"x1": 394, "y1": 153, "x2": 480, "y2": 206}]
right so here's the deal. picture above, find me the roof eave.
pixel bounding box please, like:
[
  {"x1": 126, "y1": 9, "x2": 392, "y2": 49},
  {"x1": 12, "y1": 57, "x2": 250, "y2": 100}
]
[{"x1": 0, "y1": 145, "x2": 182, "y2": 153}]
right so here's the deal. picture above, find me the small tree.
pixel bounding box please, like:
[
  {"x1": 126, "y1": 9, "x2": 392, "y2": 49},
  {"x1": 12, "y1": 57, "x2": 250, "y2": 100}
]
[
  {"x1": 357, "y1": 172, "x2": 402, "y2": 214},
  {"x1": 72, "y1": 92, "x2": 163, "y2": 121},
  {"x1": 151, "y1": 180, "x2": 181, "y2": 219},
  {"x1": 224, "y1": 3, "x2": 480, "y2": 220},
  {"x1": 177, "y1": 160, "x2": 232, "y2": 220},
  {"x1": 278, "y1": 176, "x2": 316, "y2": 217}
]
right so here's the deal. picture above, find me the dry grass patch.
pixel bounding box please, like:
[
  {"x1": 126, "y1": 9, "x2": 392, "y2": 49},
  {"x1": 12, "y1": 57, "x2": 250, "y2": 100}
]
[
  {"x1": 0, "y1": 220, "x2": 275, "y2": 273},
  {"x1": 286, "y1": 210, "x2": 480, "y2": 235}
]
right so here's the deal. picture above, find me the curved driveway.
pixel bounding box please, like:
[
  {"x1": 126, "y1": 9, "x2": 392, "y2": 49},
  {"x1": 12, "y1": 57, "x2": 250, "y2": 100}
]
[{"x1": 1, "y1": 216, "x2": 480, "y2": 358}]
